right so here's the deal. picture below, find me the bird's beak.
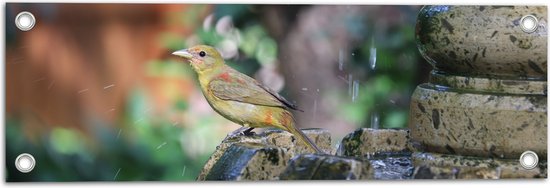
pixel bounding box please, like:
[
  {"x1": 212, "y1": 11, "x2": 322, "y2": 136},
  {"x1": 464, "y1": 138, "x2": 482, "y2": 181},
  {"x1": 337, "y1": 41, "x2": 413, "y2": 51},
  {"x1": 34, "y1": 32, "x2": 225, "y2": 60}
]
[{"x1": 172, "y1": 49, "x2": 193, "y2": 59}]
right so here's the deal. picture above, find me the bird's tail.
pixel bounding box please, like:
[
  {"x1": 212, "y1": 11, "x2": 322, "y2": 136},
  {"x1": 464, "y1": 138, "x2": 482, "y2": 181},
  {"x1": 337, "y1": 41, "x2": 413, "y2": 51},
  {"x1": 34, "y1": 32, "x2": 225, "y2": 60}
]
[{"x1": 287, "y1": 123, "x2": 324, "y2": 154}]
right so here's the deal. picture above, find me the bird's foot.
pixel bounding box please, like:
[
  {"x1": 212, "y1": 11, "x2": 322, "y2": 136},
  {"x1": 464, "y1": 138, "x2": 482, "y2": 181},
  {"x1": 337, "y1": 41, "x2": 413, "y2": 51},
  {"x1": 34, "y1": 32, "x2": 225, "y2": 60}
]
[
  {"x1": 225, "y1": 127, "x2": 256, "y2": 139},
  {"x1": 242, "y1": 127, "x2": 255, "y2": 136}
]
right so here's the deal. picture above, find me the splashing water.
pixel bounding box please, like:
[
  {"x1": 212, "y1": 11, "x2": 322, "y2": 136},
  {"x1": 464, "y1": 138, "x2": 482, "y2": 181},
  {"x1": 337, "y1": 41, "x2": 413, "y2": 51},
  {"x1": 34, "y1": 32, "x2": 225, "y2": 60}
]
[
  {"x1": 103, "y1": 84, "x2": 115, "y2": 90},
  {"x1": 348, "y1": 74, "x2": 353, "y2": 96},
  {"x1": 32, "y1": 77, "x2": 45, "y2": 83},
  {"x1": 116, "y1": 129, "x2": 122, "y2": 140},
  {"x1": 156, "y1": 142, "x2": 167, "y2": 150},
  {"x1": 312, "y1": 99, "x2": 318, "y2": 123},
  {"x1": 338, "y1": 49, "x2": 344, "y2": 71},
  {"x1": 369, "y1": 47, "x2": 377, "y2": 70},
  {"x1": 352, "y1": 80, "x2": 359, "y2": 102},
  {"x1": 104, "y1": 108, "x2": 115, "y2": 114},
  {"x1": 77, "y1": 88, "x2": 89, "y2": 94},
  {"x1": 113, "y1": 168, "x2": 121, "y2": 180},
  {"x1": 371, "y1": 112, "x2": 380, "y2": 129},
  {"x1": 172, "y1": 121, "x2": 179, "y2": 126},
  {"x1": 133, "y1": 117, "x2": 144, "y2": 125}
]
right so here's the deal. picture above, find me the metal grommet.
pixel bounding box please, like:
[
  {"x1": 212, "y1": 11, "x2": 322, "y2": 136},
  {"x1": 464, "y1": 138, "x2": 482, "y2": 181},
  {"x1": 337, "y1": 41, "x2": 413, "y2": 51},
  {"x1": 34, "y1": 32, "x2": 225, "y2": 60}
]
[
  {"x1": 519, "y1": 151, "x2": 538, "y2": 170},
  {"x1": 520, "y1": 15, "x2": 538, "y2": 33},
  {"x1": 15, "y1": 11, "x2": 36, "y2": 31},
  {"x1": 15, "y1": 153, "x2": 36, "y2": 173}
]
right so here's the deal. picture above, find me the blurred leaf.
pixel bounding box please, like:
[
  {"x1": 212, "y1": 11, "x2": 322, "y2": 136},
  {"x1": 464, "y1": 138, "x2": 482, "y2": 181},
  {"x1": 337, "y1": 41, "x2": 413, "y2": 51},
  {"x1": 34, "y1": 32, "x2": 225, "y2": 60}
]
[
  {"x1": 373, "y1": 75, "x2": 393, "y2": 96},
  {"x1": 255, "y1": 37, "x2": 277, "y2": 65},
  {"x1": 384, "y1": 111, "x2": 407, "y2": 128},
  {"x1": 49, "y1": 128, "x2": 85, "y2": 155},
  {"x1": 239, "y1": 25, "x2": 266, "y2": 56},
  {"x1": 174, "y1": 98, "x2": 189, "y2": 111},
  {"x1": 196, "y1": 29, "x2": 223, "y2": 46}
]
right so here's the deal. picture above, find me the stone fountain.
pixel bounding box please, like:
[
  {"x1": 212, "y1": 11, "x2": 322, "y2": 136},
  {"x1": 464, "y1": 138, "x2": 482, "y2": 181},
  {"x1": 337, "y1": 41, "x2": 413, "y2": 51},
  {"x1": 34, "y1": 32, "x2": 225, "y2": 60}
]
[
  {"x1": 410, "y1": 5, "x2": 547, "y2": 178},
  {"x1": 195, "y1": 5, "x2": 547, "y2": 180}
]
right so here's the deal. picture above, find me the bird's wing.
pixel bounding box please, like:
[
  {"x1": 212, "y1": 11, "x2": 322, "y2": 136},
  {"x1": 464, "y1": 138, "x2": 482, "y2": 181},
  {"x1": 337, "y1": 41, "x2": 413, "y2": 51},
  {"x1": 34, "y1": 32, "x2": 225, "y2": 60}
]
[{"x1": 208, "y1": 70, "x2": 301, "y2": 111}]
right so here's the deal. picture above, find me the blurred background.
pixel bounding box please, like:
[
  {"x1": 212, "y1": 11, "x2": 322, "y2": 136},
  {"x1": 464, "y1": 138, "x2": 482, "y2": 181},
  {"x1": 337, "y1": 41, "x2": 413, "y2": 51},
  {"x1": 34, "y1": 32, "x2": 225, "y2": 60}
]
[{"x1": 5, "y1": 4, "x2": 429, "y2": 181}]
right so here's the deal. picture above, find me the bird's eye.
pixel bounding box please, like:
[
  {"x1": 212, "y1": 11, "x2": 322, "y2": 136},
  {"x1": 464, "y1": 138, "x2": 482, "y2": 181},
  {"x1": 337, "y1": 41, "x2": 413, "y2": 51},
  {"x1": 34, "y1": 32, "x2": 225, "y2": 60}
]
[{"x1": 199, "y1": 51, "x2": 206, "y2": 57}]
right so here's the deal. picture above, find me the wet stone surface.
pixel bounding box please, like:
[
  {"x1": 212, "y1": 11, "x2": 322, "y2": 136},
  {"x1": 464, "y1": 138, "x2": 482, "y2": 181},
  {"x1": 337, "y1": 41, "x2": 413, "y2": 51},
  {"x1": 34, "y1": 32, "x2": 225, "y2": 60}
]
[
  {"x1": 369, "y1": 153, "x2": 415, "y2": 180},
  {"x1": 336, "y1": 128, "x2": 415, "y2": 179},
  {"x1": 279, "y1": 154, "x2": 374, "y2": 180},
  {"x1": 416, "y1": 6, "x2": 547, "y2": 79},
  {"x1": 409, "y1": 83, "x2": 547, "y2": 159},
  {"x1": 430, "y1": 71, "x2": 548, "y2": 95},
  {"x1": 412, "y1": 152, "x2": 547, "y2": 178},
  {"x1": 413, "y1": 165, "x2": 500, "y2": 179},
  {"x1": 197, "y1": 128, "x2": 332, "y2": 180},
  {"x1": 337, "y1": 128, "x2": 410, "y2": 158},
  {"x1": 262, "y1": 128, "x2": 334, "y2": 155},
  {"x1": 197, "y1": 132, "x2": 264, "y2": 180},
  {"x1": 204, "y1": 143, "x2": 289, "y2": 180}
]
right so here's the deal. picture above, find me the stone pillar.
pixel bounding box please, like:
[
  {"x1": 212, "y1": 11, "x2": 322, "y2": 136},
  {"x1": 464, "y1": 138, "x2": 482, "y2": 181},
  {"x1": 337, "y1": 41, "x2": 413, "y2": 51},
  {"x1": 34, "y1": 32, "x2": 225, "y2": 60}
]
[{"x1": 409, "y1": 5, "x2": 547, "y2": 178}]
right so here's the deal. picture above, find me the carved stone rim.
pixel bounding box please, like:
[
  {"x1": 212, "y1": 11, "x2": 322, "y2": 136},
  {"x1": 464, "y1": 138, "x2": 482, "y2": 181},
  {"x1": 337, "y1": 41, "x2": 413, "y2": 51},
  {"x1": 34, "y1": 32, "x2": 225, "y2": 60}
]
[{"x1": 430, "y1": 71, "x2": 547, "y2": 95}]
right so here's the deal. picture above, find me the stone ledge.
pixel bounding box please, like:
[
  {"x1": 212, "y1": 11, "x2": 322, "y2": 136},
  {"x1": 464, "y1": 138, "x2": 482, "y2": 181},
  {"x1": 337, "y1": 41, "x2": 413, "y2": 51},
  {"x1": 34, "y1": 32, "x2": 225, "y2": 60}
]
[
  {"x1": 279, "y1": 154, "x2": 373, "y2": 180},
  {"x1": 412, "y1": 152, "x2": 547, "y2": 179},
  {"x1": 197, "y1": 128, "x2": 333, "y2": 180},
  {"x1": 409, "y1": 84, "x2": 547, "y2": 159},
  {"x1": 204, "y1": 143, "x2": 289, "y2": 180},
  {"x1": 413, "y1": 165, "x2": 500, "y2": 179},
  {"x1": 337, "y1": 128, "x2": 410, "y2": 158}
]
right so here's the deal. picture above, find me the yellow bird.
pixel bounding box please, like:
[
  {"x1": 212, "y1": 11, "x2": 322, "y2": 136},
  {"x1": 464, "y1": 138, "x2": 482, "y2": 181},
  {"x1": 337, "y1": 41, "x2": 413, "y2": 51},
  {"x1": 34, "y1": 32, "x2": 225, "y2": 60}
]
[{"x1": 173, "y1": 45, "x2": 322, "y2": 153}]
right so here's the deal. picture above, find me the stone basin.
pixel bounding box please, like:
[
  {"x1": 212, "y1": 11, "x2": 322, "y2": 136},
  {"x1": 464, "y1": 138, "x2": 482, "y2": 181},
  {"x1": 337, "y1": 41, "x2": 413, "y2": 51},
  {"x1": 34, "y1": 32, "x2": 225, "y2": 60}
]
[
  {"x1": 416, "y1": 6, "x2": 547, "y2": 79},
  {"x1": 409, "y1": 83, "x2": 547, "y2": 159}
]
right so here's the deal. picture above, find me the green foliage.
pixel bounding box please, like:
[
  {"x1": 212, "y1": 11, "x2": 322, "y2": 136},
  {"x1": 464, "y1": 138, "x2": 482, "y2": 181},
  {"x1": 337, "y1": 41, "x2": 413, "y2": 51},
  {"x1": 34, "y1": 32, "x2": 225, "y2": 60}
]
[
  {"x1": 49, "y1": 128, "x2": 86, "y2": 155},
  {"x1": 5, "y1": 5, "x2": 422, "y2": 182}
]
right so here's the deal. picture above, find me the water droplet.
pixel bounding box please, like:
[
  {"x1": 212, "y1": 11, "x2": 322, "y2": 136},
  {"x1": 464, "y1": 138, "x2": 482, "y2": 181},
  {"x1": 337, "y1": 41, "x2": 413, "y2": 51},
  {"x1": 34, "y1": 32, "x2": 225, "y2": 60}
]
[
  {"x1": 156, "y1": 142, "x2": 167, "y2": 150},
  {"x1": 77, "y1": 89, "x2": 89, "y2": 94},
  {"x1": 133, "y1": 117, "x2": 144, "y2": 125},
  {"x1": 116, "y1": 129, "x2": 122, "y2": 140},
  {"x1": 338, "y1": 49, "x2": 344, "y2": 71},
  {"x1": 312, "y1": 99, "x2": 318, "y2": 123},
  {"x1": 371, "y1": 112, "x2": 380, "y2": 129},
  {"x1": 32, "y1": 77, "x2": 45, "y2": 83},
  {"x1": 301, "y1": 87, "x2": 308, "y2": 91},
  {"x1": 352, "y1": 80, "x2": 359, "y2": 102},
  {"x1": 182, "y1": 166, "x2": 187, "y2": 177},
  {"x1": 369, "y1": 47, "x2": 377, "y2": 70},
  {"x1": 113, "y1": 168, "x2": 121, "y2": 180},
  {"x1": 348, "y1": 74, "x2": 353, "y2": 96},
  {"x1": 103, "y1": 84, "x2": 115, "y2": 90}
]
